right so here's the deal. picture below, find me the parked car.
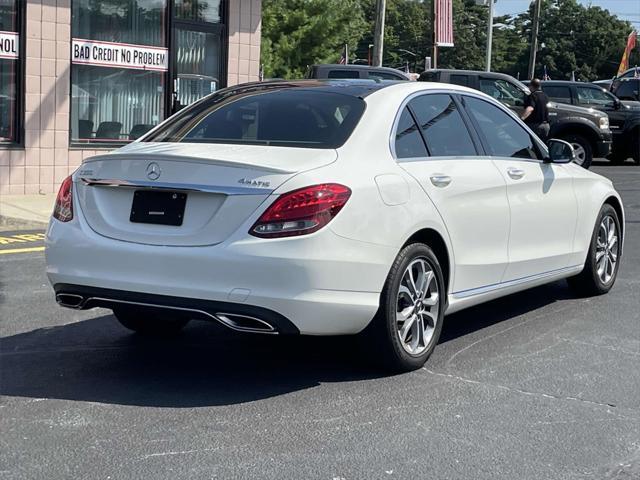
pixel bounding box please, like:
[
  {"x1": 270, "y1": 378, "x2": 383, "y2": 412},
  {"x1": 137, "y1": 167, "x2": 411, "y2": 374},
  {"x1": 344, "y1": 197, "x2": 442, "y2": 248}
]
[
  {"x1": 47, "y1": 80, "x2": 624, "y2": 372},
  {"x1": 306, "y1": 64, "x2": 411, "y2": 81},
  {"x1": 612, "y1": 78, "x2": 640, "y2": 102},
  {"x1": 419, "y1": 69, "x2": 613, "y2": 168},
  {"x1": 533, "y1": 80, "x2": 639, "y2": 164}
]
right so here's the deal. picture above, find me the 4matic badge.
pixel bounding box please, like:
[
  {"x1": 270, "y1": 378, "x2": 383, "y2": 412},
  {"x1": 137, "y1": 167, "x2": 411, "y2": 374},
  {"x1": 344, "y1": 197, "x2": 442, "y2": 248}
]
[{"x1": 237, "y1": 178, "x2": 270, "y2": 188}]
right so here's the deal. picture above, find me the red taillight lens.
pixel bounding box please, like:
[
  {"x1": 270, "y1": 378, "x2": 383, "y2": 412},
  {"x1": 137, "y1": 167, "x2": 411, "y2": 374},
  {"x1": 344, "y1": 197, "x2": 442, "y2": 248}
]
[
  {"x1": 53, "y1": 175, "x2": 73, "y2": 222},
  {"x1": 250, "y1": 183, "x2": 351, "y2": 238}
]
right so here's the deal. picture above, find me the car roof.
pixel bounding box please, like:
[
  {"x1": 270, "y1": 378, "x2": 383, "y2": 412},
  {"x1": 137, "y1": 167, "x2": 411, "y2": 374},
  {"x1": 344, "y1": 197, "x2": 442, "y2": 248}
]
[
  {"x1": 538, "y1": 80, "x2": 603, "y2": 87},
  {"x1": 212, "y1": 79, "x2": 466, "y2": 99}
]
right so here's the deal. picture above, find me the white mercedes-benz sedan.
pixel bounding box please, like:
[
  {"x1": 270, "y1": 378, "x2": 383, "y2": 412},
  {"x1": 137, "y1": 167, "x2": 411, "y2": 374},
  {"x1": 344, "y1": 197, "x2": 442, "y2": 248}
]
[{"x1": 46, "y1": 80, "x2": 624, "y2": 371}]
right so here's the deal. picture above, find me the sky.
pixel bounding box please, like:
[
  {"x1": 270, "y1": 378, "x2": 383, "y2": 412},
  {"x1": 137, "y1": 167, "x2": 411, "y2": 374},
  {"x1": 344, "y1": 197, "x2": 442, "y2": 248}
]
[{"x1": 493, "y1": 0, "x2": 640, "y2": 26}]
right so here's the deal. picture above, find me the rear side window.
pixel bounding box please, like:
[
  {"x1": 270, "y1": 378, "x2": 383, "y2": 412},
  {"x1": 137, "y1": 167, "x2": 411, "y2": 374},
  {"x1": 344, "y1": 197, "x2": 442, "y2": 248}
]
[
  {"x1": 145, "y1": 89, "x2": 366, "y2": 149},
  {"x1": 409, "y1": 94, "x2": 477, "y2": 156},
  {"x1": 463, "y1": 96, "x2": 541, "y2": 160},
  {"x1": 394, "y1": 107, "x2": 427, "y2": 159},
  {"x1": 543, "y1": 85, "x2": 572, "y2": 104},
  {"x1": 327, "y1": 70, "x2": 360, "y2": 79},
  {"x1": 450, "y1": 74, "x2": 470, "y2": 87}
]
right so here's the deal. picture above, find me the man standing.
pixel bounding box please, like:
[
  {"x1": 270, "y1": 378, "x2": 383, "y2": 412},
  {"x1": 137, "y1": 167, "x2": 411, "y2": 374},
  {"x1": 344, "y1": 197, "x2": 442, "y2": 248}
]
[{"x1": 521, "y1": 78, "x2": 550, "y2": 142}]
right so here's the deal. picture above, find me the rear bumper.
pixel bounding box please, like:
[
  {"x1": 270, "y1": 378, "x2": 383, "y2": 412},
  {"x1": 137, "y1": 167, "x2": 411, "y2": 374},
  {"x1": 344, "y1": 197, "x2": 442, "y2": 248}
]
[{"x1": 45, "y1": 211, "x2": 397, "y2": 335}]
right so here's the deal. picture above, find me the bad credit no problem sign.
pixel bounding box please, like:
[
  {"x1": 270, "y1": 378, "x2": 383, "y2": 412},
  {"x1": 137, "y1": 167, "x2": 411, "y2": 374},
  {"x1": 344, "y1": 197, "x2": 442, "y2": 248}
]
[{"x1": 71, "y1": 38, "x2": 169, "y2": 71}]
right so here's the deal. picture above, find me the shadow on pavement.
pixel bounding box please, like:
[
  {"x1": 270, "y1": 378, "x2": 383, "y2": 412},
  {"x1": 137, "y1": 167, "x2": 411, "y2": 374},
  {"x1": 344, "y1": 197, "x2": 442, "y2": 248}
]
[{"x1": 0, "y1": 281, "x2": 572, "y2": 408}]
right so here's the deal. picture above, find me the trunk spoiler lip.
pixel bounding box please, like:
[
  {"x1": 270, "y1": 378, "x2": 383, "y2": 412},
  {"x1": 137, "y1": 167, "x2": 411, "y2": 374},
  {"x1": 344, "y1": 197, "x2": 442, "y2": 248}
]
[{"x1": 78, "y1": 177, "x2": 273, "y2": 196}]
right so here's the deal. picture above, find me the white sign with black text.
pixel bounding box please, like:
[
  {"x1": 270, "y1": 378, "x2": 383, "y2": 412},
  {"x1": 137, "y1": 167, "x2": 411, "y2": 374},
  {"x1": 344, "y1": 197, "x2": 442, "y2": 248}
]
[
  {"x1": 0, "y1": 31, "x2": 19, "y2": 59},
  {"x1": 71, "y1": 38, "x2": 169, "y2": 71}
]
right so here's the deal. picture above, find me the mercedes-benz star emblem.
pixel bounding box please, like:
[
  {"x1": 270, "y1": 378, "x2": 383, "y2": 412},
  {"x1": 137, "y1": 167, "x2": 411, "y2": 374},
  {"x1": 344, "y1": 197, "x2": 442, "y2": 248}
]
[{"x1": 146, "y1": 162, "x2": 161, "y2": 181}]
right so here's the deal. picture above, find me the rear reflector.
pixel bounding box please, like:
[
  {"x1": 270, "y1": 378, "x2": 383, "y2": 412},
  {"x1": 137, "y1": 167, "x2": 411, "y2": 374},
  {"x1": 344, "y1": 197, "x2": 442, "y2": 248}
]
[
  {"x1": 53, "y1": 175, "x2": 74, "y2": 222},
  {"x1": 250, "y1": 183, "x2": 351, "y2": 238}
]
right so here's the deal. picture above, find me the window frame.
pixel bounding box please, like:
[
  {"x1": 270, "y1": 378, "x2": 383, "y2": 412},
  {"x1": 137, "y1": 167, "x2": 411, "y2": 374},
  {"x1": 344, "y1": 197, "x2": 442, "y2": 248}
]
[
  {"x1": 389, "y1": 90, "x2": 485, "y2": 162},
  {"x1": 459, "y1": 93, "x2": 548, "y2": 162},
  {"x1": 68, "y1": 0, "x2": 229, "y2": 149},
  {"x1": 0, "y1": 0, "x2": 25, "y2": 148}
]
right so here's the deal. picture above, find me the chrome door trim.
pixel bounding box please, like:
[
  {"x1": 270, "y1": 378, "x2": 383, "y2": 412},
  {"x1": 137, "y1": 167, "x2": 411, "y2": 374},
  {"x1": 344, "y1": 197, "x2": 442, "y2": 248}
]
[{"x1": 80, "y1": 178, "x2": 273, "y2": 195}]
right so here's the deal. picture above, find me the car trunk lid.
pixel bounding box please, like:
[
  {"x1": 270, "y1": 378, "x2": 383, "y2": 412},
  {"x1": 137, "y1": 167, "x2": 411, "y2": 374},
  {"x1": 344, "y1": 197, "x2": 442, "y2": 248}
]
[{"x1": 75, "y1": 142, "x2": 337, "y2": 246}]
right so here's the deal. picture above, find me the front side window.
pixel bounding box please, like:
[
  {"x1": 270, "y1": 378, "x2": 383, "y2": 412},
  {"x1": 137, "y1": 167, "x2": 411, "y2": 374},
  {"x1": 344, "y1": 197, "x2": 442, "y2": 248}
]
[
  {"x1": 409, "y1": 94, "x2": 477, "y2": 156},
  {"x1": 368, "y1": 71, "x2": 404, "y2": 81},
  {"x1": 479, "y1": 78, "x2": 526, "y2": 107},
  {"x1": 615, "y1": 81, "x2": 640, "y2": 101},
  {"x1": 576, "y1": 87, "x2": 615, "y2": 108},
  {"x1": 450, "y1": 74, "x2": 470, "y2": 87},
  {"x1": 394, "y1": 107, "x2": 427, "y2": 159},
  {"x1": 0, "y1": 0, "x2": 20, "y2": 145},
  {"x1": 543, "y1": 85, "x2": 572, "y2": 104},
  {"x1": 145, "y1": 88, "x2": 366, "y2": 149},
  {"x1": 328, "y1": 70, "x2": 360, "y2": 79},
  {"x1": 70, "y1": 0, "x2": 168, "y2": 144},
  {"x1": 463, "y1": 96, "x2": 541, "y2": 160}
]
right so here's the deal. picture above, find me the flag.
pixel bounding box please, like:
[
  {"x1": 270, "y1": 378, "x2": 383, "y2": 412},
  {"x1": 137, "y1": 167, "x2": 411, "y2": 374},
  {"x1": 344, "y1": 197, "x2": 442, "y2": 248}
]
[
  {"x1": 339, "y1": 44, "x2": 348, "y2": 65},
  {"x1": 435, "y1": 0, "x2": 454, "y2": 47},
  {"x1": 570, "y1": 71, "x2": 575, "y2": 82},
  {"x1": 543, "y1": 65, "x2": 551, "y2": 81},
  {"x1": 617, "y1": 30, "x2": 637, "y2": 77},
  {"x1": 635, "y1": 66, "x2": 640, "y2": 79}
]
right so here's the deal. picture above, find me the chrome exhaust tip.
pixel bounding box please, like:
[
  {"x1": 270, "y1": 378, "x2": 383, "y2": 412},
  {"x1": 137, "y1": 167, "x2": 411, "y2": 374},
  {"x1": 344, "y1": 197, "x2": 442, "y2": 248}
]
[
  {"x1": 56, "y1": 293, "x2": 85, "y2": 309},
  {"x1": 216, "y1": 313, "x2": 277, "y2": 334}
]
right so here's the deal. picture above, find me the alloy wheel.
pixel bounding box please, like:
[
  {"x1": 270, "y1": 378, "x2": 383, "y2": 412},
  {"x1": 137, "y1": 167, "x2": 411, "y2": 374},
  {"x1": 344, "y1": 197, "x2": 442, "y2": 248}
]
[
  {"x1": 571, "y1": 142, "x2": 587, "y2": 166},
  {"x1": 596, "y1": 215, "x2": 618, "y2": 284},
  {"x1": 396, "y1": 258, "x2": 440, "y2": 355}
]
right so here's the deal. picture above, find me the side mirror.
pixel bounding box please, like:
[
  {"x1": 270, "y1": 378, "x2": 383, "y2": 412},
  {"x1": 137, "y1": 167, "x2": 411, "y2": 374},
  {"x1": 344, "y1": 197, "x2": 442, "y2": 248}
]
[
  {"x1": 546, "y1": 139, "x2": 575, "y2": 164},
  {"x1": 614, "y1": 98, "x2": 622, "y2": 110}
]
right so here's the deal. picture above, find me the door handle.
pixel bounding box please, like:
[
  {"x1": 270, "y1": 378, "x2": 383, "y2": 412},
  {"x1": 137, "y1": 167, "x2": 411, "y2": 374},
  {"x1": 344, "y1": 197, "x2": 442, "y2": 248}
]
[
  {"x1": 430, "y1": 175, "x2": 452, "y2": 188},
  {"x1": 507, "y1": 167, "x2": 525, "y2": 180}
]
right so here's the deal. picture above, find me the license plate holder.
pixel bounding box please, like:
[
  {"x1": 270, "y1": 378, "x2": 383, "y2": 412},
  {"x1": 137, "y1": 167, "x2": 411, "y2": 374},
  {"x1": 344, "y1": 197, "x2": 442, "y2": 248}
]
[{"x1": 130, "y1": 190, "x2": 187, "y2": 226}]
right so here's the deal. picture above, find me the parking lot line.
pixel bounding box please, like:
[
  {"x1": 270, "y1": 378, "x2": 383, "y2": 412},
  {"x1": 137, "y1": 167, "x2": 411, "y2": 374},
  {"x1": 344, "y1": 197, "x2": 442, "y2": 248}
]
[{"x1": 0, "y1": 246, "x2": 45, "y2": 255}]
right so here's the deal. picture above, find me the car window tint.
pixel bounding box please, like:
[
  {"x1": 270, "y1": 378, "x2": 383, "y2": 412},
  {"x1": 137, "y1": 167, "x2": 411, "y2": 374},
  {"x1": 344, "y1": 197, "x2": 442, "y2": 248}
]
[
  {"x1": 479, "y1": 78, "x2": 525, "y2": 107},
  {"x1": 614, "y1": 81, "x2": 639, "y2": 101},
  {"x1": 577, "y1": 87, "x2": 615, "y2": 107},
  {"x1": 394, "y1": 107, "x2": 427, "y2": 159},
  {"x1": 408, "y1": 94, "x2": 477, "y2": 156},
  {"x1": 450, "y1": 74, "x2": 470, "y2": 87},
  {"x1": 368, "y1": 71, "x2": 403, "y2": 80},
  {"x1": 327, "y1": 70, "x2": 360, "y2": 79},
  {"x1": 463, "y1": 96, "x2": 541, "y2": 160},
  {"x1": 543, "y1": 85, "x2": 572, "y2": 104},
  {"x1": 145, "y1": 89, "x2": 366, "y2": 149}
]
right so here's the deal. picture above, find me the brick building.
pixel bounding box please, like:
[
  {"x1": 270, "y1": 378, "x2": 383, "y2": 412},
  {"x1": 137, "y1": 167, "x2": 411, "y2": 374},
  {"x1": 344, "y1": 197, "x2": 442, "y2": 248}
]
[{"x1": 0, "y1": 0, "x2": 262, "y2": 195}]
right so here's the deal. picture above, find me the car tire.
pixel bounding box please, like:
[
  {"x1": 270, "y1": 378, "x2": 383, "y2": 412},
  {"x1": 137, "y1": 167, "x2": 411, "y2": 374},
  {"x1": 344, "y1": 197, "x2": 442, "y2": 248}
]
[
  {"x1": 567, "y1": 204, "x2": 622, "y2": 296},
  {"x1": 608, "y1": 147, "x2": 627, "y2": 165},
  {"x1": 563, "y1": 134, "x2": 593, "y2": 169},
  {"x1": 114, "y1": 308, "x2": 189, "y2": 335},
  {"x1": 363, "y1": 243, "x2": 445, "y2": 372}
]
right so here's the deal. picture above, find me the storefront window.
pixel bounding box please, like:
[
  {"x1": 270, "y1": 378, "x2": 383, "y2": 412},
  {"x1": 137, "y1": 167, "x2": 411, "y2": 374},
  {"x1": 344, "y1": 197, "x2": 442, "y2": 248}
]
[
  {"x1": 71, "y1": 0, "x2": 168, "y2": 144},
  {"x1": 175, "y1": 0, "x2": 221, "y2": 23},
  {"x1": 0, "y1": 0, "x2": 20, "y2": 145}
]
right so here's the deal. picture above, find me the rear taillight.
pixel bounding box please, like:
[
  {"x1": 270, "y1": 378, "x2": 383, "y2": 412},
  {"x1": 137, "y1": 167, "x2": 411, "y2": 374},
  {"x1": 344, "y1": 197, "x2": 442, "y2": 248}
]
[
  {"x1": 53, "y1": 175, "x2": 73, "y2": 222},
  {"x1": 250, "y1": 183, "x2": 351, "y2": 238}
]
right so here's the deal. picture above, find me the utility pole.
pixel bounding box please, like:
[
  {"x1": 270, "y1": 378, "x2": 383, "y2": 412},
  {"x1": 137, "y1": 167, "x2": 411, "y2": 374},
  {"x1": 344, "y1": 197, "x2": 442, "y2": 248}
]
[
  {"x1": 527, "y1": 0, "x2": 541, "y2": 79},
  {"x1": 372, "y1": 0, "x2": 386, "y2": 67},
  {"x1": 485, "y1": 0, "x2": 494, "y2": 71},
  {"x1": 432, "y1": 0, "x2": 438, "y2": 69}
]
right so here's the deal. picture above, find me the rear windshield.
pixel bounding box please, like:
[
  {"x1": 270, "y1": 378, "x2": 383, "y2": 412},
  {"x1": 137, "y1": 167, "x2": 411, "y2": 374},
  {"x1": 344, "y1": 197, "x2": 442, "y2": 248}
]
[{"x1": 145, "y1": 88, "x2": 366, "y2": 148}]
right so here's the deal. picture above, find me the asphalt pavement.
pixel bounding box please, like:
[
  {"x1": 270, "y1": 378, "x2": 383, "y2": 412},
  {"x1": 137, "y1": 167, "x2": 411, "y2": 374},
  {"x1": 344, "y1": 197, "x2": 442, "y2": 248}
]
[{"x1": 1, "y1": 162, "x2": 639, "y2": 480}]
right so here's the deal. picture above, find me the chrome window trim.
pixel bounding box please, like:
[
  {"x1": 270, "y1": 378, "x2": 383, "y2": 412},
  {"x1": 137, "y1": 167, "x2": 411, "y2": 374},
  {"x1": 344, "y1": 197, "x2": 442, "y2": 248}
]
[
  {"x1": 80, "y1": 178, "x2": 273, "y2": 196},
  {"x1": 389, "y1": 88, "x2": 549, "y2": 162}
]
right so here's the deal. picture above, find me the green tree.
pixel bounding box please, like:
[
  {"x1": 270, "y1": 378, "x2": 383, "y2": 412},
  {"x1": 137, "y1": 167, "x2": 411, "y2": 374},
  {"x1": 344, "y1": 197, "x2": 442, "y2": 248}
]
[{"x1": 261, "y1": 0, "x2": 367, "y2": 78}]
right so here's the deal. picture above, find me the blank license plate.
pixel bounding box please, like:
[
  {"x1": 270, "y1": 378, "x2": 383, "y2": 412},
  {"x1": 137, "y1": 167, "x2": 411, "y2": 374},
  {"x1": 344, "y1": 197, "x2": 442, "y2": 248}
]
[{"x1": 130, "y1": 190, "x2": 187, "y2": 226}]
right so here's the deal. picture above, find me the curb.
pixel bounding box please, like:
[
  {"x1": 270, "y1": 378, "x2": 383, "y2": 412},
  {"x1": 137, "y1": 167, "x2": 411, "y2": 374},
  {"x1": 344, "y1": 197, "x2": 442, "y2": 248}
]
[{"x1": 0, "y1": 215, "x2": 49, "y2": 232}]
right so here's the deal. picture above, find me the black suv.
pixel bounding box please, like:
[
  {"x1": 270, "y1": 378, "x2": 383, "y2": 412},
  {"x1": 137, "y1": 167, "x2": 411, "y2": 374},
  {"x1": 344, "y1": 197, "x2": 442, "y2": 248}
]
[
  {"x1": 419, "y1": 69, "x2": 613, "y2": 168},
  {"x1": 536, "y1": 80, "x2": 639, "y2": 164},
  {"x1": 306, "y1": 64, "x2": 410, "y2": 81}
]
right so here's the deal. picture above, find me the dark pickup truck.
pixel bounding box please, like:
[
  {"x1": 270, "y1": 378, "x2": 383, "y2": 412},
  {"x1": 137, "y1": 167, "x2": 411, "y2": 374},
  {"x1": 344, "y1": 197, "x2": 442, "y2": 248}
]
[
  {"x1": 533, "y1": 80, "x2": 639, "y2": 165},
  {"x1": 419, "y1": 69, "x2": 613, "y2": 168}
]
